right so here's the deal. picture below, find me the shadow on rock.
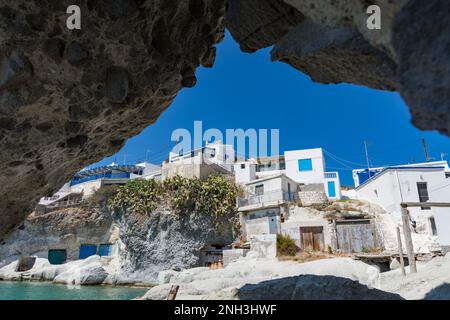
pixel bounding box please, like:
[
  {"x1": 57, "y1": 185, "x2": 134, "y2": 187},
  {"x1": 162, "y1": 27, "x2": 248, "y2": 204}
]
[
  {"x1": 237, "y1": 274, "x2": 404, "y2": 300},
  {"x1": 424, "y1": 283, "x2": 450, "y2": 300}
]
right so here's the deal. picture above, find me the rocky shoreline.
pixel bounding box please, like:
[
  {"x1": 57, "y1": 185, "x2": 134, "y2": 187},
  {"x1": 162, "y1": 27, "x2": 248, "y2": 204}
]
[
  {"x1": 0, "y1": 255, "x2": 155, "y2": 287},
  {"x1": 142, "y1": 253, "x2": 450, "y2": 300}
]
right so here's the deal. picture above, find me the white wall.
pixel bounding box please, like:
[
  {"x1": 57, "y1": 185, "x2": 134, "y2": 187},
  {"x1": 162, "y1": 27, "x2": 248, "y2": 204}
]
[
  {"x1": 70, "y1": 179, "x2": 103, "y2": 198},
  {"x1": 234, "y1": 161, "x2": 256, "y2": 185},
  {"x1": 285, "y1": 148, "x2": 325, "y2": 184},
  {"x1": 356, "y1": 168, "x2": 450, "y2": 246},
  {"x1": 244, "y1": 208, "x2": 281, "y2": 238}
]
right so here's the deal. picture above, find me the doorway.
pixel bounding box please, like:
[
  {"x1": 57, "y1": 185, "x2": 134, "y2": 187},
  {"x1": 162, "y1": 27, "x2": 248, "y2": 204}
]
[{"x1": 300, "y1": 226, "x2": 324, "y2": 251}]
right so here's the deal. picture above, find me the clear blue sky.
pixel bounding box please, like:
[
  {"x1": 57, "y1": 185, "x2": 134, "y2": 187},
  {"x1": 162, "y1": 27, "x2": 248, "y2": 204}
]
[{"x1": 94, "y1": 31, "x2": 450, "y2": 186}]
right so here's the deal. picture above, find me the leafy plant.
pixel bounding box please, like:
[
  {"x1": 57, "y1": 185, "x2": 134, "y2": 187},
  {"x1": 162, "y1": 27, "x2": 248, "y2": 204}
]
[
  {"x1": 277, "y1": 233, "x2": 298, "y2": 256},
  {"x1": 110, "y1": 175, "x2": 238, "y2": 219},
  {"x1": 196, "y1": 175, "x2": 238, "y2": 218},
  {"x1": 109, "y1": 179, "x2": 162, "y2": 215},
  {"x1": 85, "y1": 185, "x2": 119, "y2": 207}
]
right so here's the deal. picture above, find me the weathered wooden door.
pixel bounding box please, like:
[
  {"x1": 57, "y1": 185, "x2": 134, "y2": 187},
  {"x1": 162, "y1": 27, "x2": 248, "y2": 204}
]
[
  {"x1": 300, "y1": 227, "x2": 324, "y2": 251},
  {"x1": 336, "y1": 220, "x2": 376, "y2": 253}
]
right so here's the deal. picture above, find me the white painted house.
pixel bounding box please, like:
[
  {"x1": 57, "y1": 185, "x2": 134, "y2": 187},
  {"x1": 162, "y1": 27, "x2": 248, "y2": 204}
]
[
  {"x1": 353, "y1": 161, "x2": 450, "y2": 252},
  {"x1": 237, "y1": 173, "x2": 297, "y2": 241},
  {"x1": 234, "y1": 148, "x2": 341, "y2": 200},
  {"x1": 168, "y1": 141, "x2": 235, "y2": 171}
]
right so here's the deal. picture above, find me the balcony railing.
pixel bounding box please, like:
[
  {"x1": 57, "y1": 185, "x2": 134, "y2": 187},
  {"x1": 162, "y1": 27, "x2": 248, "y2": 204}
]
[
  {"x1": 238, "y1": 190, "x2": 298, "y2": 207},
  {"x1": 324, "y1": 172, "x2": 338, "y2": 179}
]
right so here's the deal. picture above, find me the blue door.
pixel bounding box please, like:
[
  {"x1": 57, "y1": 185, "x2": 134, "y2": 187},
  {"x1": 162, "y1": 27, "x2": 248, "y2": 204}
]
[
  {"x1": 328, "y1": 181, "x2": 336, "y2": 198},
  {"x1": 79, "y1": 244, "x2": 97, "y2": 259},
  {"x1": 48, "y1": 249, "x2": 67, "y2": 265},
  {"x1": 99, "y1": 244, "x2": 113, "y2": 257}
]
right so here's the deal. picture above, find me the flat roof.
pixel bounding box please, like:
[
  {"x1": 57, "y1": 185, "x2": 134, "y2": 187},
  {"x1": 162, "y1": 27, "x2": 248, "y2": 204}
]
[
  {"x1": 356, "y1": 166, "x2": 445, "y2": 190},
  {"x1": 245, "y1": 172, "x2": 296, "y2": 185}
]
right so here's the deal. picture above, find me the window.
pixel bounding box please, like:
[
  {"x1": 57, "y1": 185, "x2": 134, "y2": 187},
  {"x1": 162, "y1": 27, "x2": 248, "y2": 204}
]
[
  {"x1": 298, "y1": 158, "x2": 313, "y2": 171},
  {"x1": 417, "y1": 182, "x2": 431, "y2": 210},
  {"x1": 446, "y1": 172, "x2": 450, "y2": 179},
  {"x1": 430, "y1": 217, "x2": 438, "y2": 236},
  {"x1": 255, "y1": 184, "x2": 264, "y2": 196},
  {"x1": 240, "y1": 164, "x2": 245, "y2": 169}
]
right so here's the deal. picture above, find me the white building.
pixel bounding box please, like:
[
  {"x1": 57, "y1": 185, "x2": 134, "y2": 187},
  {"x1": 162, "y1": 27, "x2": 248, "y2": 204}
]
[
  {"x1": 353, "y1": 162, "x2": 450, "y2": 252},
  {"x1": 163, "y1": 141, "x2": 234, "y2": 180},
  {"x1": 168, "y1": 141, "x2": 235, "y2": 171},
  {"x1": 237, "y1": 173, "x2": 297, "y2": 241},
  {"x1": 234, "y1": 148, "x2": 341, "y2": 200},
  {"x1": 37, "y1": 162, "x2": 161, "y2": 213},
  {"x1": 131, "y1": 162, "x2": 162, "y2": 181}
]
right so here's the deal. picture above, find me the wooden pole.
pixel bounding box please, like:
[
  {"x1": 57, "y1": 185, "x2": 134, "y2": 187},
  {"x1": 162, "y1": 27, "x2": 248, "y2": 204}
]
[
  {"x1": 401, "y1": 206, "x2": 417, "y2": 273},
  {"x1": 167, "y1": 285, "x2": 179, "y2": 300},
  {"x1": 396, "y1": 227, "x2": 406, "y2": 276}
]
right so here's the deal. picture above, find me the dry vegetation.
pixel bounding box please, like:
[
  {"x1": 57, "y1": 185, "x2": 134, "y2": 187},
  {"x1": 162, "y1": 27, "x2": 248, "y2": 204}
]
[{"x1": 278, "y1": 251, "x2": 350, "y2": 263}]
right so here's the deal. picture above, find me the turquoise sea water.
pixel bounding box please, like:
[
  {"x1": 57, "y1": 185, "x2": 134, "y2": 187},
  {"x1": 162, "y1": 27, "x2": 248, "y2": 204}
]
[{"x1": 0, "y1": 281, "x2": 147, "y2": 300}]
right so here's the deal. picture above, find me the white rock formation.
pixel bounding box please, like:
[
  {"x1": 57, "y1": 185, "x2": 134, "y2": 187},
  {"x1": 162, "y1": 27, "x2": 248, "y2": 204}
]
[
  {"x1": 0, "y1": 255, "x2": 131, "y2": 286},
  {"x1": 144, "y1": 257, "x2": 384, "y2": 300},
  {"x1": 380, "y1": 253, "x2": 450, "y2": 300}
]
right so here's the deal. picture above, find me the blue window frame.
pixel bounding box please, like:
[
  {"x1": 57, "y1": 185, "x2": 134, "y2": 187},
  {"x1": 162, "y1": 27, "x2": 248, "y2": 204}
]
[{"x1": 298, "y1": 159, "x2": 313, "y2": 171}]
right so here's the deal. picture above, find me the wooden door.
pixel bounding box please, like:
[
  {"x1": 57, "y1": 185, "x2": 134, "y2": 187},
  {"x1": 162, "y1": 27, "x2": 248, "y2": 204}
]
[
  {"x1": 300, "y1": 227, "x2": 324, "y2": 251},
  {"x1": 336, "y1": 220, "x2": 376, "y2": 253}
]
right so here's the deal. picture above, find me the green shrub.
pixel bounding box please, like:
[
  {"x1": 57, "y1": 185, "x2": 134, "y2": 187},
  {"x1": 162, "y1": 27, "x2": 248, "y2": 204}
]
[
  {"x1": 109, "y1": 179, "x2": 162, "y2": 215},
  {"x1": 196, "y1": 175, "x2": 238, "y2": 218},
  {"x1": 85, "y1": 185, "x2": 120, "y2": 208},
  {"x1": 110, "y1": 175, "x2": 238, "y2": 218},
  {"x1": 277, "y1": 234, "x2": 298, "y2": 256},
  {"x1": 327, "y1": 245, "x2": 333, "y2": 254}
]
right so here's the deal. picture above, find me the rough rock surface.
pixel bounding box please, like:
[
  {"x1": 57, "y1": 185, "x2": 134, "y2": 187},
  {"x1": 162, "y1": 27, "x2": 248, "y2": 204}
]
[
  {"x1": 392, "y1": 0, "x2": 450, "y2": 134},
  {"x1": 143, "y1": 256, "x2": 392, "y2": 300},
  {"x1": 1, "y1": 0, "x2": 450, "y2": 239},
  {"x1": 144, "y1": 253, "x2": 450, "y2": 300},
  {"x1": 237, "y1": 275, "x2": 403, "y2": 300},
  {"x1": 380, "y1": 253, "x2": 450, "y2": 300},
  {"x1": 0, "y1": 255, "x2": 115, "y2": 285},
  {"x1": 271, "y1": 20, "x2": 398, "y2": 91},
  {"x1": 226, "y1": 0, "x2": 450, "y2": 135},
  {"x1": 0, "y1": 207, "x2": 114, "y2": 266},
  {"x1": 225, "y1": 0, "x2": 304, "y2": 53},
  {"x1": 116, "y1": 207, "x2": 237, "y2": 281},
  {"x1": 0, "y1": 0, "x2": 226, "y2": 241},
  {"x1": 0, "y1": 204, "x2": 237, "y2": 282}
]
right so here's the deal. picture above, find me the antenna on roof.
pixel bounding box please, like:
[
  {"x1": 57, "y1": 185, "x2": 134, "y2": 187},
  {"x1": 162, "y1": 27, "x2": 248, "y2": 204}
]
[
  {"x1": 422, "y1": 138, "x2": 430, "y2": 162},
  {"x1": 364, "y1": 140, "x2": 371, "y2": 177}
]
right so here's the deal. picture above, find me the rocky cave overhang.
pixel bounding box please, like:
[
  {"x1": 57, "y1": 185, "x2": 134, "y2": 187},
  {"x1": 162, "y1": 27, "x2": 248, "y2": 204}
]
[{"x1": 0, "y1": 0, "x2": 448, "y2": 241}]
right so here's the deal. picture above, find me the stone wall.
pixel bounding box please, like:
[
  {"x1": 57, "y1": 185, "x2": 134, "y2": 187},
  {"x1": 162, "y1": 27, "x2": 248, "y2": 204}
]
[{"x1": 298, "y1": 191, "x2": 329, "y2": 206}]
